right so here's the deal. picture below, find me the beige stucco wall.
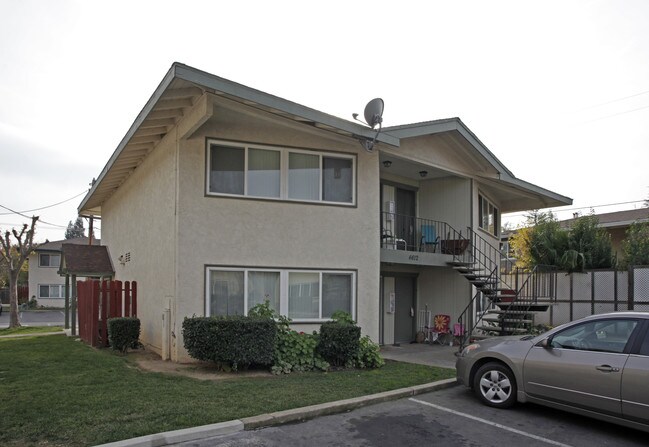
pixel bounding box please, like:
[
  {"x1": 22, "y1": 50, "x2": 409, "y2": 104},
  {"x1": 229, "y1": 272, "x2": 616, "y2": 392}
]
[
  {"x1": 101, "y1": 127, "x2": 178, "y2": 356},
  {"x1": 171, "y1": 101, "x2": 381, "y2": 361}
]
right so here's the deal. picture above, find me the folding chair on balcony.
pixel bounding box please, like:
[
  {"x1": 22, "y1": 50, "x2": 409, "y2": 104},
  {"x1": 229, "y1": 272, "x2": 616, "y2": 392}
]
[{"x1": 420, "y1": 224, "x2": 439, "y2": 253}]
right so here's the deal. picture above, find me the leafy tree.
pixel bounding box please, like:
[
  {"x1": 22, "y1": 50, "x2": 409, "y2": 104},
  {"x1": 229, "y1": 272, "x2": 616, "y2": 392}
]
[
  {"x1": 65, "y1": 217, "x2": 85, "y2": 239},
  {"x1": 510, "y1": 211, "x2": 567, "y2": 269},
  {"x1": 510, "y1": 211, "x2": 614, "y2": 273},
  {"x1": 622, "y1": 222, "x2": 649, "y2": 266},
  {"x1": 565, "y1": 215, "x2": 614, "y2": 270},
  {"x1": 0, "y1": 217, "x2": 38, "y2": 328}
]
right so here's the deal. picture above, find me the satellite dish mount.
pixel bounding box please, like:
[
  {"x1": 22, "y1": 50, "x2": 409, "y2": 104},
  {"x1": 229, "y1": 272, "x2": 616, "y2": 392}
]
[{"x1": 353, "y1": 98, "x2": 384, "y2": 152}]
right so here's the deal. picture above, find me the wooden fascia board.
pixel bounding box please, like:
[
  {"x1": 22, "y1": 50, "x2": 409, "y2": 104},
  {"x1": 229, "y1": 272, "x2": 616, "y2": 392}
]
[
  {"x1": 177, "y1": 92, "x2": 214, "y2": 140},
  {"x1": 79, "y1": 64, "x2": 178, "y2": 214}
]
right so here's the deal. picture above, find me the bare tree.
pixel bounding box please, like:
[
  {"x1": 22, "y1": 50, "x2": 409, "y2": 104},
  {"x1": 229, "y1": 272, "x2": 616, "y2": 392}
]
[{"x1": 0, "y1": 216, "x2": 38, "y2": 328}]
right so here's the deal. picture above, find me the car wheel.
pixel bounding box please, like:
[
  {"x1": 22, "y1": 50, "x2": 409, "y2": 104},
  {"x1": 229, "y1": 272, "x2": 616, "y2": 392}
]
[{"x1": 473, "y1": 362, "x2": 517, "y2": 408}]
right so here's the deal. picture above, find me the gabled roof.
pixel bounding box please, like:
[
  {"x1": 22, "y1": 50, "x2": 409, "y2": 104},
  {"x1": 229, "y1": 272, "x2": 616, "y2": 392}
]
[
  {"x1": 383, "y1": 118, "x2": 572, "y2": 210},
  {"x1": 78, "y1": 63, "x2": 399, "y2": 215},
  {"x1": 58, "y1": 244, "x2": 114, "y2": 277},
  {"x1": 78, "y1": 63, "x2": 571, "y2": 215},
  {"x1": 36, "y1": 237, "x2": 101, "y2": 252}
]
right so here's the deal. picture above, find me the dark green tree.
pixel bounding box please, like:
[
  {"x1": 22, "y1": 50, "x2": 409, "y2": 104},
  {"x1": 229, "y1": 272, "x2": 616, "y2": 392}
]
[
  {"x1": 65, "y1": 217, "x2": 85, "y2": 239},
  {"x1": 510, "y1": 211, "x2": 614, "y2": 272},
  {"x1": 622, "y1": 222, "x2": 649, "y2": 266}
]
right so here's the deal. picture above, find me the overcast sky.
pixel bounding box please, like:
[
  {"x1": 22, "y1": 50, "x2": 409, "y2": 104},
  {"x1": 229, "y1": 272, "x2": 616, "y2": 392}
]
[{"x1": 1, "y1": 0, "x2": 648, "y2": 242}]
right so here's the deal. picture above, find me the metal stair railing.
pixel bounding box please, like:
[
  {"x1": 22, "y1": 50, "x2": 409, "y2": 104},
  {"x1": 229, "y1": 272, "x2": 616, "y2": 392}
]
[{"x1": 455, "y1": 229, "x2": 557, "y2": 350}]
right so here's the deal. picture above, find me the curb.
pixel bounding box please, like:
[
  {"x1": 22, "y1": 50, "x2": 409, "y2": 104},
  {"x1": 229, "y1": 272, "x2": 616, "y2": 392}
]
[
  {"x1": 93, "y1": 377, "x2": 457, "y2": 447},
  {"x1": 241, "y1": 377, "x2": 458, "y2": 429},
  {"x1": 94, "y1": 420, "x2": 244, "y2": 447}
]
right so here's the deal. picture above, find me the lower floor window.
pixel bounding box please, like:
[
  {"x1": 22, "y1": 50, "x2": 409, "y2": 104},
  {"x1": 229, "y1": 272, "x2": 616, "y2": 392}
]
[
  {"x1": 206, "y1": 267, "x2": 355, "y2": 321},
  {"x1": 39, "y1": 284, "x2": 66, "y2": 299}
]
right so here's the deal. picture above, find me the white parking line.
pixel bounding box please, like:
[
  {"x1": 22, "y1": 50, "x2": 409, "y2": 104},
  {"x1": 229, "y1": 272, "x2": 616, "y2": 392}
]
[{"x1": 409, "y1": 398, "x2": 574, "y2": 447}]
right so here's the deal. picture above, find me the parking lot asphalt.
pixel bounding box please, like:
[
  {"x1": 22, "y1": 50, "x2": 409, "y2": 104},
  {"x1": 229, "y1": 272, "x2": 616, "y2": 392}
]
[{"x1": 173, "y1": 386, "x2": 647, "y2": 447}]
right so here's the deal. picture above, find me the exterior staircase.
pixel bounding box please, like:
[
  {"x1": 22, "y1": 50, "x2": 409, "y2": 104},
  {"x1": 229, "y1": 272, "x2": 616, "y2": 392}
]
[{"x1": 448, "y1": 228, "x2": 557, "y2": 349}]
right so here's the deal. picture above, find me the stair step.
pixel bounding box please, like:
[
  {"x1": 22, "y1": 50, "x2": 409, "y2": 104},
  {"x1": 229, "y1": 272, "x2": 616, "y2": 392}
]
[
  {"x1": 476, "y1": 326, "x2": 528, "y2": 334},
  {"x1": 486, "y1": 309, "x2": 537, "y2": 315},
  {"x1": 496, "y1": 303, "x2": 550, "y2": 312},
  {"x1": 453, "y1": 266, "x2": 484, "y2": 273},
  {"x1": 482, "y1": 316, "x2": 533, "y2": 324},
  {"x1": 447, "y1": 262, "x2": 477, "y2": 268}
]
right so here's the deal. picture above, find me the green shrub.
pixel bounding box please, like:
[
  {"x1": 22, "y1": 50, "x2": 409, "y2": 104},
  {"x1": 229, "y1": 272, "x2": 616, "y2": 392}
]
[
  {"x1": 316, "y1": 321, "x2": 361, "y2": 367},
  {"x1": 107, "y1": 317, "x2": 141, "y2": 353},
  {"x1": 353, "y1": 335, "x2": 384, "y2": 369},
  {"x1": 182, "y1": 316, "x2": 276, "y2": 371},
  {"x1": 249, "y1": 301, "x2": 329, "y2": 374}
]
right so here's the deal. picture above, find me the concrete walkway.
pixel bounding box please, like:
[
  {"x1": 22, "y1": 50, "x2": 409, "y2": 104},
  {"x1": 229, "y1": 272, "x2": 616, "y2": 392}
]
[{"x1": 380, "y1": 342, "x2": 460, "y2": 369}]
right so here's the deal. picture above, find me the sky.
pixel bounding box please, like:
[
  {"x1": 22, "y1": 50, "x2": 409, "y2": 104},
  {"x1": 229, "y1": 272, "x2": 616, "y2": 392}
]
[{"x1": 1, "y1": 0, "x2": 648, "y2": 242}]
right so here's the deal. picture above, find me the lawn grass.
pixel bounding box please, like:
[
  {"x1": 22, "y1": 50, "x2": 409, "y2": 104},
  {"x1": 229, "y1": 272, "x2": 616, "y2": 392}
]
[
  {"x1": 0, "y1": 326, "x2": 63, "y2": 336},
  {"x1": 0, "y1": 336, "x2": 455, "y2": 446}
]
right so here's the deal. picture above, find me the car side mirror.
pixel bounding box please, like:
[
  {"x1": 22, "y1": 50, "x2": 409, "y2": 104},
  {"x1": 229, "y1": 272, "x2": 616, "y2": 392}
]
[{"x1": 539, "y1": 337, "x2": 552, "y2": 349}]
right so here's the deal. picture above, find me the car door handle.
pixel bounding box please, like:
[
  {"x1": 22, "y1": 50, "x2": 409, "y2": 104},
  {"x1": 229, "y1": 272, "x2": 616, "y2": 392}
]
[{"x1": 596, "y1": 365, "x2": 620, "y2": 373}]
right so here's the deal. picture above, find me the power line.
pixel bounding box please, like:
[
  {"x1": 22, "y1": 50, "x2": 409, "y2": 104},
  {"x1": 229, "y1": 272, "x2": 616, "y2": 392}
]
[
  {"x1": 581, "y1": 103, "x2": 649, "y2": 124},
  {"x1": 0, "y1": 190, "x2": 88, "y2": 216},
  {"x1": 580, "y1": 89, "x2": 649, "y2": 110},
  {"x1": 0, "y1": 204, "x2": 67, "y2": 229}
]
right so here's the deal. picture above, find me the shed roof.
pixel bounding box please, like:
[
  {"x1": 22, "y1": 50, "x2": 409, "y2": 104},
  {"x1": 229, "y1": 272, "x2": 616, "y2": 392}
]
[
  {"x1": 58, "y1": 244, "x2": 114, "y2": 277},
  {"x1": 36, "y1": 237, "x2": 100, "y2": 252}
]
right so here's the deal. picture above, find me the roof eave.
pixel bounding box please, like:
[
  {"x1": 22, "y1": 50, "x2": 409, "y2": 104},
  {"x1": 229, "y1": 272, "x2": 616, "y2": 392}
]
[{"x1": 79, "y1": 63, "x2": 400, "y2": 215}]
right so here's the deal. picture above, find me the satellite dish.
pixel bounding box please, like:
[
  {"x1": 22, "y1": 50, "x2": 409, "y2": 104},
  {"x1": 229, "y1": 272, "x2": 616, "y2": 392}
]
[
  {"x1": 352, "y1": 98, "x2": 385, "y2": 152},
  {"x1": 363, "y1": 98, "x2": 384, "y2": 129}
]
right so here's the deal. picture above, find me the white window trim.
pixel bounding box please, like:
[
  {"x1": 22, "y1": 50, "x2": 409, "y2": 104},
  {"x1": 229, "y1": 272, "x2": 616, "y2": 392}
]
[
  {"x1": 205, "y1": 267, "x2": 356, "y2": 322},
  {"x1": 38, "y1": 284, "x2": 66, "y2": 299},
  {"x1": 206, "y1": 139, "x2": 357, "y2": 206},
  {"x1": 478, "y1": 193, "x2": 499, "y2": 237},
  {"x1": 39, "y1": 253, "x2": 60, "y2": 268}
]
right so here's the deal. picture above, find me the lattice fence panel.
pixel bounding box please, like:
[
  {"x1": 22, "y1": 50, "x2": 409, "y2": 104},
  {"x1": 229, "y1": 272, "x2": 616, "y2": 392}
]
[
  {"x1": 633, "y1": 267, "x2": 649, "y2": 303},
  {"x1": 572, "y1": 273, "x2": 592, "y2": 300}
]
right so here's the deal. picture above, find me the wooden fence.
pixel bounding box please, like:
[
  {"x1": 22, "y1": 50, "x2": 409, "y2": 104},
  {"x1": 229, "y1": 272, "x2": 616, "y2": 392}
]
[
  {"x1": 77, "y1": 280, "x2": 137, "y2": 347},
  {"x1": 0, "y1": 285, "x2": 29, "y2": 304}
]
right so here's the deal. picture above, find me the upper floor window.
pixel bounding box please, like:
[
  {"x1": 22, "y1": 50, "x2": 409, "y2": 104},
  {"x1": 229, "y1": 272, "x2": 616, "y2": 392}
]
[
  {"x1": 39, "y1": 253, "x2": 60, "y2": 268},
  {"x1": 207, "y1": 140, "x2": 355, "y2": 205},
  {"x1": 478, "y1": 194, "x2": 499, "y2": 237}
]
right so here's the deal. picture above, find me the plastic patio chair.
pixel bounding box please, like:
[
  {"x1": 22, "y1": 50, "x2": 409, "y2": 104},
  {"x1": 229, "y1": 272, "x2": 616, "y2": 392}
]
[
  {"x1": 420, "y1": 224, "x2": 439, "y2": 252},
  {"x1": 431, "y1": 314, "x2": 451, "y2": 344}
]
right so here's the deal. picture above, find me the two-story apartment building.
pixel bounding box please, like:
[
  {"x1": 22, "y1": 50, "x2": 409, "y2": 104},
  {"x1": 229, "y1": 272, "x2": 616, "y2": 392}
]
[
  {"x1": 78, "y1": 63, "x2": 571, "y2": 361},
  {"x1": 28, "y1": 237, "x2": 99, "y2": 307}
]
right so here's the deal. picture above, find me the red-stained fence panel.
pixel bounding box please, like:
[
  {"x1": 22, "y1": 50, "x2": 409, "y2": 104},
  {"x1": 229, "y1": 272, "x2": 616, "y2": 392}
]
[{"x1": 76, "y1": 279, "x2": 138, "y2": 348}]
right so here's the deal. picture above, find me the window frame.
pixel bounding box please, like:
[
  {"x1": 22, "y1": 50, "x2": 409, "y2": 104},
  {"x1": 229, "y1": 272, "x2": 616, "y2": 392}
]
[
  {"x1": 478, "y1": 193, "x2": 499, "y2": 237},
  {"x1": 205, "y1": 266, "x2": 356, "y2": 322},
  {"x1": 550, "y1": 318, "x2": 640, "y2": 354},
  {"x1": 38, "y1": 284, "x2": 66, "y2": 299},
  {"x1": 39, "y1": 253, "x2": 61, "y2": 268},
  {"x1": 206, "y1": 140, "x2": 356, "y2": 206}
]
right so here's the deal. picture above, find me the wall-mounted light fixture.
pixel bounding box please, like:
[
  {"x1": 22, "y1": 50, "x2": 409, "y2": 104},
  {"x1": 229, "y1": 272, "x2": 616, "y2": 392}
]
[
  {"x1": 419, "y1": 170, "x2": 428, "y2": 178},
  {"x1": 383, "y1": 160, "x2": 392, "y2": 168}
]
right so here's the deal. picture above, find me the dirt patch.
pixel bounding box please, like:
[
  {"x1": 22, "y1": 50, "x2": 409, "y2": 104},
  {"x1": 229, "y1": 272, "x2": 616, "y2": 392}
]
[{"x1": 127, "y1": 349, "x2": 273, "y2": 381}]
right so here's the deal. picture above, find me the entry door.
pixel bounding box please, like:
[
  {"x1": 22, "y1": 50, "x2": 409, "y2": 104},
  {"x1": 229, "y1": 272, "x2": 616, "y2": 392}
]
[
  {"x1": 394, "y1": 277, "x2": 415, "y2": 344},
  {"x1": 395, "y1": 188, "x2": 416, "y2": 250}
]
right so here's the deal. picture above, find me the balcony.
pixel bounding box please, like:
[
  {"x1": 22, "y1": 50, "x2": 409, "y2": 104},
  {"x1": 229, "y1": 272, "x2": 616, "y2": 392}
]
[{"x1": 380, "y1": 212, "x2": 467, "y2": 267}]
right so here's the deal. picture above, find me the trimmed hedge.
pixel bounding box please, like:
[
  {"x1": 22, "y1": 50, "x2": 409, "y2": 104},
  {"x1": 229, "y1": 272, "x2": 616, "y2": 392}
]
[
  {"x1": 182, "y1": 316, "x2": 277, "y2": 371},
  {"x1": 316, "y1": 321, "x2": 361, "y2": 367},
  {"x1": 107, "y1": 317, "x2": 141, "y2": 353}
]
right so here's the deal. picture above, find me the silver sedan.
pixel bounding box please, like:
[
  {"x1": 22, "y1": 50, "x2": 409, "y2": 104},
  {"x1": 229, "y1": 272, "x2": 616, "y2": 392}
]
[{"x1": 456, "y1": 312, "x2": 649, "y2": 433}]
